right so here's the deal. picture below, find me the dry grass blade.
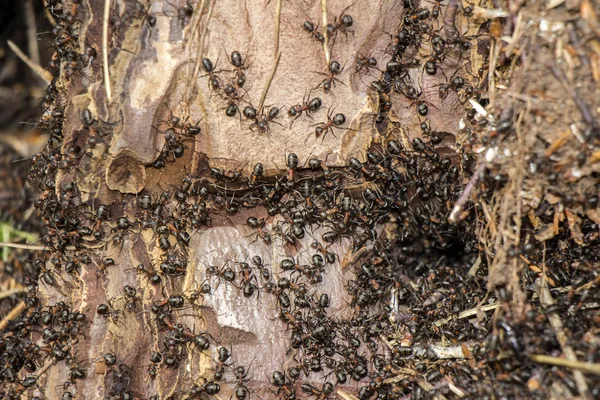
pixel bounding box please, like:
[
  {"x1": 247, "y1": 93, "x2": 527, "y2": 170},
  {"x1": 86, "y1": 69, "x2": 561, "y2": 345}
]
[
  {"x1": 336, "y1": 389, "x2": 360, "y2": 400},
  {"x1": 258, "y1": 52, "x2": 282, "y2": 112},
  {"x1": 0, "y1": 241, "x2": 47, "y2": 251},
  {"x1": 24, "y1": 0, "x2": 40, "y2": 66},
  {"x1": 7, "y1": 40, "x2": 52, "y2": 84},
  {"x1": 321, "y1": 0, "x2": 331, "y2": 66},
  {"x1": 0, "y1": 301, "x2": 27, "y2": 331},
  {"x1": 102, "y1": 0, "x2": 112, "y2": 103},
  {"x1": 530, "y1": 354, "x2": 600, "y2": 376},
  {"x1": 539, "y1": 277, "x2": 589, "y2": 395},
  {"x1": 434, "y1": 302, "x2": 500, "y2": 326},
  {"x1": 0, "y1": 287, "x2": 28, "y2": 300},
  {"x1": 274, "y1": 0, "x2": 282, "y2": 57}
]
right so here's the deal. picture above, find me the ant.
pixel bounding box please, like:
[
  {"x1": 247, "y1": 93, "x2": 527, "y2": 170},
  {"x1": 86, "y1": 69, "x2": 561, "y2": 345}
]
[
  {"x1": 325, "y1": 2, "x2": 355, "y2": 44},
  {"x1": 251, "y1": 255, "x2": 272, "y2": 282},
  {"x1": 309, "y1": 108, "x2": 347, "y2": 142},
  {"x1": 300, "y1": 381, "x2": 335, "y2": 399},
  {"x1": 201, "y1": 57, "x2": 222, "y2": 92},
  {"x1": 302, "y1": 20, "x2": 325, "y2": 43},
  {"x1": 286, "y1": 152, "x2": 299, "y2": 182},
  {"x1": 96, "y1": 301, "x2": 122, "y2": 324},
  {"x1": 228, "y1": 50, "x2": 249, "y2": 88},
  {"x1": 128, "y1": 263, "x2": 163, "y2": 287},
  {"x1": 288, "y1": 93, "x2": 323, "y2": 122},
  {"x1": 246, "y1": 217, "x2": 272, "y2": 245},
  {"x1": 237, "y1": 261, "x2": 260, "y2": 298},
  {"x1": 121, "y1": 285, "x2": 141, "y2": 313},
  {"x1": 315, "y1": 60, "x2": 345, "y2": 94},
  {"x1": 207, "y1": 263, "x2": 237, "y2": 290},
  {"x1": 243, "y1": 105, "x2": 282, "y2": 135},
  {"x1": 232, "y1": 365, "x2": 252, "y2": 400},
  {"x1": 437, "y1": 65, "x2": 467, "y2": 100},
  {"x1": 166, "y1": 0, "x2": 194, "y2": 27},
  {"x1": 354, "y1": 52, "x2": 378, "y2": 74}
]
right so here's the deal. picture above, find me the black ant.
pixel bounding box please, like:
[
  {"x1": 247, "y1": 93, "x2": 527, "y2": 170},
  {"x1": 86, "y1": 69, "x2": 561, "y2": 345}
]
[
  {"x1": 232, "y1": 365, "x2": 251, "y2": 400},
  {"x1": 228, "y1": 50, "x2": 249, "y2": 88},
  {"x1": 315, "y1": 60, "x2": 345, "y2": 94},
  {"x1": 96, "y1": 300, "x2": 122, "y2": 324},
  {"x1": 251, "y1": 255, "x2": 272, "y2": 282},
  {"x1": 302, "y1": 20, "x2": 325, "y2": 43},
  {"x1": 354, "y1": 52, "x2": 378, "y2": 74},
  {"x1": 325, "y1": 2, "x2": 355, "y2": 44},
  {"x1": 243, "y1": 105, "x2": 282, "y2": 135},
  {"x1": 309, "y1": 108, "x2": 347, "y2": 142},
  {"x1": 288, "y1": 92, "x2": 323, "y2": 122},
  {"x1": 166, "y1": 0, "x2": 194, "y2": 28},
  {"x1": 237, "y1": 261, "x2": 260, "y2": 298},
  {"x1": 207, "y1": 263, "x2": 237, "y2": 290},
  {"x1": 201, "y1": 57, "x2": 222, "y2": 92},
  {"x1": 246, "y1": 217, "x2": 272, "y2": 245}
]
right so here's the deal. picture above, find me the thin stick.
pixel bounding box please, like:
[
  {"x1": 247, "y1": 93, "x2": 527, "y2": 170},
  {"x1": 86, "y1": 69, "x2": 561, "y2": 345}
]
[
  {"x1": 103, "y1": 0, "x2": 112, "y2": 103},
  {"x1": 418, "y1": 377, "x2": 448, "y2": 400},
  {"x1": 448, "y1": 383, "x2": 466, "y2": 398},
  {"x1": 488, "y1": 39, "x2": 498, "y2": 108},
  {"x1": 0, "y1": 241, "x2": 47, "y2": 251},
  {"x1": 0, "y1": 301, "x2": 26, "y2": 331},
  {"x1": 434, "y1": 302, "x2": 500, "y2": 326},
  {"x1": 42, "y1": 0, "x2": 56, "y2": 26},
  {"x1": 24, "y1": 0, "x2": 40, "y2": 66},
  {"x1": 0, "y1": 287, "x2": 28, "y2": 300},
  {"x1": 190, "y1": 0, "x2": 215, "y2": 87},
  {"x1": 185, "y1": 0, "x2": 206, "y2": 82},
  {"x1": 35, "y1": 357, "x2": 57, "y2": 377},
  {"x1": 321, "y1": 0, "x2": 331, "y2": 66},
  {"x1": 7, "y1": 40, "x2": 52, "y2": 84},
  {"x1": 257, "y1": 52, "x2": 281, "y2": 112},
  {"x1": 530, "y1": 354, "x2": 600, "y2": 376},
  {"x1": 274, "y1": 0, "x2": 283, "y2": 57},
  {"x1": 539, "y1": 277, "x2": 589, "y2": 395},
  {"x1": 449, "y1": 162, "x2": 486, "y2": 223},
  {"x1": 336, "y1": 390, "x2": 360, "y2": 400}
]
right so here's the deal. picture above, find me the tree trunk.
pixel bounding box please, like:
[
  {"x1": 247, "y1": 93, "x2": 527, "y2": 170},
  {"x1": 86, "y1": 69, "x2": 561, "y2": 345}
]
[{"x1": 4, "y1": 0, "x2": 600, "y2": 399}]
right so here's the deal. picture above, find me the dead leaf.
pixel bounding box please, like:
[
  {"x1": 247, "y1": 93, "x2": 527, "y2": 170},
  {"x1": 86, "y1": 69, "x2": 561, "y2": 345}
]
[
  {"x1": 545, "y1": 192, "x2": 561, "y2": 205},
  {"x1": 534, "y1": 224, "x2": 556, "y2": 241},
  {"x1": 565, "y1": 209, "x2": 584, "y2": 245},
  {"x1": 586, "y1": 209, "x2": 600, "y2": 224}
]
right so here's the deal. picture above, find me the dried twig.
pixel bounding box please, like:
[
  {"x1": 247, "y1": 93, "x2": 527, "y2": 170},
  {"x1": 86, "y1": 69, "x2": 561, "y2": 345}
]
[
  {"x1": 7, "y1": 40, "x2": 52, "y2": 84},
  {"x1": 102, "y1": 0, "x2": 112, "y2": 103},
  {"x1": 0, "y1": 287, "x2": 28, "y2": 301},
  {"x1": 189, "y1": 0, "x2": 214, "y2": 89},
  {"x1": 24, "y1": 0, "x2": 40, "y2": 66},
  {"x1": 448, "y1": 382, "x2": 467, "y2": 398},
  {"x1": 36, "y1": 356, "x2": 58, "y2": 377},
  {"x1": 321, "y1": 0, "x2": 331, "y2": 66},
  {"x1": 336, "y1": 389, "x2": 360, "y2": 400},
  {"x1": 0, "y1": 241, "x2": 47, "y2": 251},
  {"x1": 274, "y1": 0, "x2": 282, "y2": 57},
  {"x1": 434, "y1": 302, "x2": 500, "y2": 326},
  {"x1": 258, "y1": 52, "x2": 281, "y2": 113},
  {"x1": 449, "y1": 162, "x2": 486, "y2": 223},
  {"x1": 0, "y1": 301, "x2": 26, "y2": 331},
  {"x1": 42, "y1": 0, "x2": 56, "y2": 26},
  {"x1": 418, "y1": 377, "x2": 448, "y2": 400},
  {"x1": 530, "y1": 354, "x2": 600, "y2": 376},
  {"x1": 539, "y1": 277, "x2": 589, "y2": 395}
]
